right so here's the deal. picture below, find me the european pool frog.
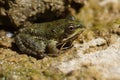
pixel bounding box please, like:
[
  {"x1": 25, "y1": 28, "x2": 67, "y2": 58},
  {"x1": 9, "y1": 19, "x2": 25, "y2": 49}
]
[{"x1": 15, "y1": 19, "x2": 83, "y2": 58}]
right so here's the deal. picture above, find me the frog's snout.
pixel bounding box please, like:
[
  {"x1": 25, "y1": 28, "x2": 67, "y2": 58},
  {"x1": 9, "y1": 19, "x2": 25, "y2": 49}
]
[{"x1": 76, "y1": 24, "x2": 84, "y2": 29}]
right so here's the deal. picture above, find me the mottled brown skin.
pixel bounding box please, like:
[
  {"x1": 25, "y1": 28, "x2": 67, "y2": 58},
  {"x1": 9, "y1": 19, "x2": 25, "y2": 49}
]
[{"x1": 15, "y1": 19, "x2": 83, "y2": 58}]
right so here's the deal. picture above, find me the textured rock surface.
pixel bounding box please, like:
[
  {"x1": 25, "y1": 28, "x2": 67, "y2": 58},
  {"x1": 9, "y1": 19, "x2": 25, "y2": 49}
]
[
  {"x1": 0, "y1": 0, "x2": 120, "y2": 79},
  {"x1": 56, "y1": 37, "x2": 120, "y2": 79},
  {"x1": 0, "y1": 0, "x2": 84, "y2": 27}
]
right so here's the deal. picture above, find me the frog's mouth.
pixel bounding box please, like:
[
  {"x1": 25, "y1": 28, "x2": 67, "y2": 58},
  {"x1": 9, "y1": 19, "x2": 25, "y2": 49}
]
[{"x1": 57, "y1": 29, "x2": 84, "y2": 49}]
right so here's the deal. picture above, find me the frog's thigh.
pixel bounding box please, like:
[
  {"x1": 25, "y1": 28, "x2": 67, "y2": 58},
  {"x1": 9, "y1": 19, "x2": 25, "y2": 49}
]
[
  {"x1": 46, "y1": 40, "x2": 59, "y2": 56},
  {"x1": 15, "y1": 34, "x2": 46, "y2": 57}
]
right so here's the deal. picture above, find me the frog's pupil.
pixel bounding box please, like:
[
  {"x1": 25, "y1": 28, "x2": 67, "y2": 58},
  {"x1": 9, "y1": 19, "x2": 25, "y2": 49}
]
[{"x1": 69, "y1": 25, "x2": 74, "y2": 29}]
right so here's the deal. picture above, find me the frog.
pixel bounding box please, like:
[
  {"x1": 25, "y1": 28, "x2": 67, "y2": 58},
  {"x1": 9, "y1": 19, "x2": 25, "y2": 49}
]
[{"x1": 14, "y1": 18, "x2": 84, "y2": 58}]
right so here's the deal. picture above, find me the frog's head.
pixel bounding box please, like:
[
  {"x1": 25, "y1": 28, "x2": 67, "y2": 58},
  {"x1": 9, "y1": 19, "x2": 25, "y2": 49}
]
[
  {"x1": 60, "y1": 20, "x2": 84, "y2": 42},
  {"x1": 56, "y1": 20, "x2": 83, "y2": 49}
]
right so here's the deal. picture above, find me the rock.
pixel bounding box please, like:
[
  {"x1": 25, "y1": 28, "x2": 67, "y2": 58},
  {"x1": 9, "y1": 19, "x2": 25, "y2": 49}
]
[
  {"x1": 0, "y1": 30, "x2": 13, "y2": 47},
  {"x1": 56, "y1": 38, "x2": 120, "y2": 79},
  {"x1": 0, "y1": 0, "x2": 84, "y2": 28}
]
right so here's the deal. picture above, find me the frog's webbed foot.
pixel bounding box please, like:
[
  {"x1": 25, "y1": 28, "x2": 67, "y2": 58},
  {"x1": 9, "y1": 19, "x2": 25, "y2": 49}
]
[
  {"x1": 57, "y1": 41, "x2": 73, "y2": 50},
  {"x1": 60, "y1": 44, "x2": 73, "y2": 50},
  {"x1": 15, "y1": 34, "x2": 46, "y2": 58}
]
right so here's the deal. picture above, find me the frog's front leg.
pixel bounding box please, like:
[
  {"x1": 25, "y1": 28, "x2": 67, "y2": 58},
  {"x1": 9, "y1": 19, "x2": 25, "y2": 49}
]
[
  {"x1": 46, "y1": 40, "x2": 60, "y2": 57},
  {"x1": 15, "y1": 33, "x2": 47, "y2": 58}
]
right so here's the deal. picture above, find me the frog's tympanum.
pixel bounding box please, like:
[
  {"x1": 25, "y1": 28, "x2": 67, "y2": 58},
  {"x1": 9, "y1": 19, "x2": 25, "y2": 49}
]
[{"x1": 15, "y1": 19, "x2": 83, "y2": 58}]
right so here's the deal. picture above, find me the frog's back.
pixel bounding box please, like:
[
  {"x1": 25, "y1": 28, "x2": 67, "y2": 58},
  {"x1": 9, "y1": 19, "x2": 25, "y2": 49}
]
[{"x1": 27, "y1": 19, "x2": 68, "y2": 38}]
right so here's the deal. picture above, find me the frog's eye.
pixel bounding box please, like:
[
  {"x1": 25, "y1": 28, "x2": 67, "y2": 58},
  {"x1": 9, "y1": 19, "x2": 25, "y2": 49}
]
[
  {"x1": 68, "y1": 24, "x2": 75, "y2": 30},
  {"x1": 69, "y1": 26, "x2": 74, "y2": 30}
]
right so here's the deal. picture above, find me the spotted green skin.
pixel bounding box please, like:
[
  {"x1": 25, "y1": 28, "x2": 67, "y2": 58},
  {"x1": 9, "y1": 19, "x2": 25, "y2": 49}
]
[{"x1": 15, "y1": 19, "x2": 83, "y2": 58}]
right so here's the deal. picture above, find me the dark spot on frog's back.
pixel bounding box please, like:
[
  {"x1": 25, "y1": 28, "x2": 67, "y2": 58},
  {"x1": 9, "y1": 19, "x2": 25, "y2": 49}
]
[{"x1": 15, "y1": 19, "x2": 83, "y2": 59}]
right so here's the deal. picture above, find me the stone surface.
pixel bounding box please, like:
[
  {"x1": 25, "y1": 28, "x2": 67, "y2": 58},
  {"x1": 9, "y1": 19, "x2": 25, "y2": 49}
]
[
  {"x1": 56, "y1": 37, "x2": 120, "y2": 79},
  {"x1": 0, "y1": 0, "x2": 84, "y2": 28}
]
